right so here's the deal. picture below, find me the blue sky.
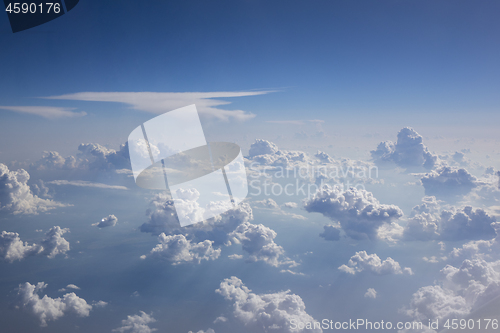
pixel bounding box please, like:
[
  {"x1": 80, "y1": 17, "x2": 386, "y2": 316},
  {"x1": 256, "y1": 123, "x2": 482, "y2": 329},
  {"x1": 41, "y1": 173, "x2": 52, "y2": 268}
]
[
  {"x1": 1, "y1": 0, "x2": 500, "y2": 117},
  {"x1": 1, "y1": 1, "x2": 500, "y2": 333}
]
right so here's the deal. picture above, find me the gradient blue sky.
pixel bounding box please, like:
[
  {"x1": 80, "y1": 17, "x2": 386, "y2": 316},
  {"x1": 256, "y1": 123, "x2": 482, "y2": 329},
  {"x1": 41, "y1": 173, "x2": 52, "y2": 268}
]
[{"x1": 1, "y1": 0, "x2": 499, "y2": 117}]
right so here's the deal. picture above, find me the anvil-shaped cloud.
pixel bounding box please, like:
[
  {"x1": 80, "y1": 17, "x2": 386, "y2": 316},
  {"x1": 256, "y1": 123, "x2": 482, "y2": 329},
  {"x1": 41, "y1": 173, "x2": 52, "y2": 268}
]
[{"x1": 45, "y1": 90, "x2": 274, "y2": 121}]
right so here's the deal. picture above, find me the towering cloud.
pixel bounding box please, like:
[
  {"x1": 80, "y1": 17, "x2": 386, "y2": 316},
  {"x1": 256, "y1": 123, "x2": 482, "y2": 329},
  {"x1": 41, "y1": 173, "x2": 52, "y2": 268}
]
[
  {"x1": 16, "y1": 282, "x2": 93, "y2": 327},
  {"x1": 420, "y1": 166, "x2": 478, "y2": 197},
  {"x1": 0, "y1": 164, "x2": 66, "y2": 214},
  {"x1": 371, "y1": 127, "x2": 436, "y2": 169}
]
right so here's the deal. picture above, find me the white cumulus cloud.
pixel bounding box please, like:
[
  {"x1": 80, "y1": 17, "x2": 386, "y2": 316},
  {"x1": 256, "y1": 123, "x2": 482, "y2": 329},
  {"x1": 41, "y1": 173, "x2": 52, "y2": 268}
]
[
  {"x1": 16, "y1": 282, "x2": 93, "y2": 326},
  {"x1": 216, "y1": 276, "x2": 322, "y2": 333},
  {"x1": 93, "y1": 214, "x2": 118, "y2": 228},
  {"x1": 304, "y1": 186, "x2": 403, "y2": 241}
]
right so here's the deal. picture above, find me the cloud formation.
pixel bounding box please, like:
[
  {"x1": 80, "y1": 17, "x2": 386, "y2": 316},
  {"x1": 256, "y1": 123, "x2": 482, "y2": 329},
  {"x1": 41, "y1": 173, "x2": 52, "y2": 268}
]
[
  {"x1": 403, "y1": 196, "x2": 497, "y2": 241},
  {"x1": 319, "y1": 225, "x2": 342, "y2": 241},
  {"x1": 141, "y1": 194, "x2": 253, "y2": 244},
  {"x1": 0, "y1": 164, "x2": 66, "y2": 214},
  {"x1": 216, "y1": 276, "x2": 322, "y2": 333},
  {"x1": 403, "y1": 224, "x2": 500, "y2": 324},
  {"x1": 40, "y1": 226, "x2": 70, "y2": 259},
  {"x1": 0, "y1": 226, "x2": 70, "y2": 262},
  {"x1": 46, "y1": 91, "x2": 273, "y2": 121},
  {"x1": 141, "y1": 234, "x2": 221, "y2": 264},
  {"x1": 113, "y1": 311, "x2": 157, "y2": 333},
  {"x1": 47, "y1": 180, "x2": 128, "y2": 190},
  {"x1": 371, "y1": 127, "x2": 436, "y2": 169},
  {"x1": 304, "y1": 186, "x2": 403, "y2": 240},
  {"x1": 31, "y1": 143, "x2": 130, "y2": 172},
  {"x1": 16, "y1": 282, "x2": 92, "y2": 326},
  {"x1": 229, "y1": 222, "x2": 285, "y2": 267},
  {"x1": 93, "y1": 214, "x2": 118, "y2": 228},
  {"x1": 339, "y1": 251, "x2": 413, "y2": 275},
  {"x1": 0, "y1": 231, "x2": 42, "y2": 262}
]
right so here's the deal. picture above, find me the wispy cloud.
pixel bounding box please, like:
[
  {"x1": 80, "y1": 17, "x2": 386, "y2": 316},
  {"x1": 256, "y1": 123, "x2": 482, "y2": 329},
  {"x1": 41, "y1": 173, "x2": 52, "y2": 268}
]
[
  {"x1": 0, "y1": 106, "x2": 86, "y2": 119},
  {"x1": 45, "y1": 91, "x2": 274, "y2": 121},
  {"x1": 46, "y1": 180, "x2": 128, "y2": 190}
]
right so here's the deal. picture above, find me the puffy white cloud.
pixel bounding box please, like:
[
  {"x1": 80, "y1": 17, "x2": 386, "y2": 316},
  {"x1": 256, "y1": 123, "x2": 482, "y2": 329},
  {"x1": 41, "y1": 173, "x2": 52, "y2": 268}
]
[
  {"x1": 216, "y1": 276, "x2": 322, "y2": 333},
  {"x1": 371, "y1": 127, "x2": 436, "y2": 169},
  {"x1": 41, "y1": 226, "x2": 70, "y2": 259},
  {"x1": 253, "y1": 198, "x2": 280, "y2": 209},
  {"x1": 141, "y1": 193, "x2": 253, "y2": 245},
  {"x1": 319, "y1": 225, "x2": 342, "y2": 241},
  {"x1": 0, "y1": 231, "x2": 42, "y2": 262},
  {"x1": 253, "y1": 199, "x2": 307, "y2": 220},
  {"x1": 140, "y1": 195, "x2": 296, "y2": 267},
  {"x1": 304, "y1": 186, "x2": 403, "y2": 240},
  {"x1": 246, "y1": 139, "x2": 307, "y2": 168},
  {"x1": 93, "y1": 214, "x2": 118, "y2": 228},
  {"x1": 403, "y1": 197, "x2": 497, "y2": 241},
  {"x1": 249, "y1": 139, "x2": 279, "y2": 157},
  {"x1": 439, "y1": 206, "x2": 496, "y2": 241},
  {"x1": 58, "y1": 284, "x2": 80, "y2": 292},
  {"x1": 339, "y1": 251, "x2": 413, "y2": 275},
  {"x1": 47, "y1": 180, "x2": 128, "y2": 190},
  {"x1": 16, "y1": 282, "x2": 92, "y2": 326},
  {"x1": 213, "y1": 316, "x2": 227, "y2": 323},
  {"x1": 403, "y1": 225, "x2": 500, "y2": 324},
  {"x1": 0, "y1": 163, "x2": 66, "y2": 214},
  {"x1": 0, "y1": 226, "x2": 70, "y2": 262},
  {"x1": 314, "y1": 151, "x2": 334, "y2": 164},
  {"x1": 229, "y1": 222, "x2": 285, "y2": 267},
  {"x1": 142, "y1": 234, "x2": 220, "y2": 264},
  {"x1": 0, "y1": 105, "x2": 86, "y2": 118},
  {"x1": 188, "y1": 330, "x2": 215, "y2": 333},
  {"x1": 364, "y1": 288, "x2": 377, "y2": 299},
  {"x1": 420, "y1": 166, "x2": 478, "y2": 197},
  {"x1": 113, "y1": 311, "x2": 157, "y2": 333},
  {"x1": 282, "y1": 202, "x2": 298, "y2": 209}
]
